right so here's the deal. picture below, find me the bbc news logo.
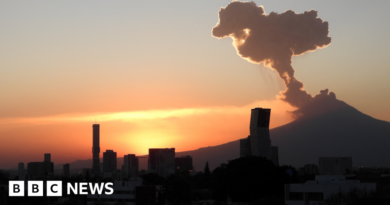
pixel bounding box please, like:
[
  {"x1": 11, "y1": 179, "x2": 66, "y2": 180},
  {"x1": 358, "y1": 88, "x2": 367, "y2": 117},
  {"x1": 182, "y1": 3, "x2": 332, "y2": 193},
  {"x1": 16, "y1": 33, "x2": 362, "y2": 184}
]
[{"x1": 9, "y1": 181, "x2": 114, "y2": 197}]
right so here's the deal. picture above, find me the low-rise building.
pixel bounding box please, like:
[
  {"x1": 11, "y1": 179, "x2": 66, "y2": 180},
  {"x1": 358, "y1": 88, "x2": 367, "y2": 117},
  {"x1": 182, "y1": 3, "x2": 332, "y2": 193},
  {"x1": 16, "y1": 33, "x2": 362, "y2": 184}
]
[
  {"x1": 87, "y1": 178, "x2": 161, "y2": 205},
  {"x1": 299, "y1": 164, "x2": 319, "y2": 176},
  {"x1": 285, "y1": 175, "x2": 376, "y2": 205},
  {"x1": 87, "y1": 178, "x2": 142, "y2": 205},
  {"x1": 148, "y1": 148, "x2": 175, "y2": 177},
  {"x1": 175, "y1": 155, "x2": 193, "y2": 173},
  {"x1": 123, "y1": 154, "x2": 139, "y2": 178},
  {"x1": 319, "y1": 157, "x2": 352, "y2": 175},
  {"x1": 63, "y1": 163, "x2": 70, "y2": 178}
]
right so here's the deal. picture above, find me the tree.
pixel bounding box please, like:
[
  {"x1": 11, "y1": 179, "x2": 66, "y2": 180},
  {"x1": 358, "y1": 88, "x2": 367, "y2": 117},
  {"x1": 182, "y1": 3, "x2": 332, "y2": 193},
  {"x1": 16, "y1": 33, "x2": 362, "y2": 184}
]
[
  {"x1": 204, "y1": 162, "x2": 211, "y2": 175},
  {"x1": 203, "y1": 162, "x2": 211, "y2": 189},
  {"x1": 164, "y1": 174, "x2": 191, "y2": 205},
  {"x1": 141, "y1": 173, "x2": 166, "y2": 185},
  {"x1": 211, "y1": 166, "x2": 227, "y2": 201},
  {"x1": 212, "y1": 156, "x2": 279, "y2": 202}
]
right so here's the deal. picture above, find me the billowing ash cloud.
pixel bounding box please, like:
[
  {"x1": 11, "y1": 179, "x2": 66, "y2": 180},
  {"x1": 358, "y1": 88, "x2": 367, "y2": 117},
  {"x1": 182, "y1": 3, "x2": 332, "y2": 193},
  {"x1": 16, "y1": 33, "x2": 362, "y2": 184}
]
[{"x1": 212, "y1": 1, "x2": 333, "y2": 108}]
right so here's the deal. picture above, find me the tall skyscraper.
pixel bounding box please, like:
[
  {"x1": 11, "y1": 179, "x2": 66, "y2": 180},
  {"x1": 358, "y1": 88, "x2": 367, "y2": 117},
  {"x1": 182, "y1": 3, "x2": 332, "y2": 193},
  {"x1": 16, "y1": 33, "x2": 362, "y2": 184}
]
[
  {"x1": 92, "y1": 124, "x2": 100, "y2": 174},
  {"x1": 148, "y1": 148, "x2": 175, "y2": 177},
  {"x1": 240, "y1": 108, "x2": 279, "y2": 165},
  {"x1": 123, "y1": 154, "x2": 139, "y2": 177},
  {"x1": 103, "y1": 150, "x2": 117, "y2": 173},
  {"x1": 249, "y1": 108, "x2": 271, "y2": 159}
]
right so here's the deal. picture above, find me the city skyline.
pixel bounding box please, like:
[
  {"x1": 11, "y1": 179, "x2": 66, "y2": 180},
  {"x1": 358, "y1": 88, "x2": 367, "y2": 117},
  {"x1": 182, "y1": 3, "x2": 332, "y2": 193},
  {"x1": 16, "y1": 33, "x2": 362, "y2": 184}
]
[{"x1": 1, "y1": 1, "x2": 390, "y2": 169}]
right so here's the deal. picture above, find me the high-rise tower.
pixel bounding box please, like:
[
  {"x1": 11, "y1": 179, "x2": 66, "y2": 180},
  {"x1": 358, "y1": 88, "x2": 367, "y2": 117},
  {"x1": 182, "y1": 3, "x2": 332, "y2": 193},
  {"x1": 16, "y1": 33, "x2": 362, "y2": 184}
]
[
  {"x1": 103, "y1": 150, "x2": 117, "y2": 173},
  {"x1": 148, "y1": 148, "x2": 175, "y2": 177},
  {"x1": 249, "y1": 108, "x2": 271, "y2": 159},
  {"x1": 92, "y1": 124, "x2": 100, "y2": 174},
  {"x1": 240, "y1": 107, "x2": 278, "y2": 164}
]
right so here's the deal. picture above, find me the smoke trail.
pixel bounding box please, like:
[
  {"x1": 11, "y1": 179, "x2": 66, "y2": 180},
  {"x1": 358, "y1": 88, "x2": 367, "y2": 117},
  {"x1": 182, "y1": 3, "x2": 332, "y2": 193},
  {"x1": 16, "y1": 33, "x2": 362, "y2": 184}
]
[
  {"x1": 258, "y1": 63, "x2": 283, "y2": 95},
  {"x1": 212, "y1": 1, "x2": 332, "y2": 108},
  {"x1": 259, "y1": 63, "x2": 271, "y2": 83}
]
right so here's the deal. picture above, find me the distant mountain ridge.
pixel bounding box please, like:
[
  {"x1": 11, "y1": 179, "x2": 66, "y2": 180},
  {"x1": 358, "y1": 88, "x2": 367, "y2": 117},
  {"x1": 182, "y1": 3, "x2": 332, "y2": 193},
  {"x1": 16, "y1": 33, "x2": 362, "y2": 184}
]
[{"x1": 55, "y1": 99, "x2": 390, "y2": 171}]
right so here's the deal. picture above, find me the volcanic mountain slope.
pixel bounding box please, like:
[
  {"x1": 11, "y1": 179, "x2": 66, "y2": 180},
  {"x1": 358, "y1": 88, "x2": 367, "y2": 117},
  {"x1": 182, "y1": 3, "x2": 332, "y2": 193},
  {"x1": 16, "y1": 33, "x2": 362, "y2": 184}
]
[
  {"x1": 272, "y1": 99, "x2": 390, "y2": 167},
  {"x1": 179, "y1": 98, "x2": 390, "y2": 169}
]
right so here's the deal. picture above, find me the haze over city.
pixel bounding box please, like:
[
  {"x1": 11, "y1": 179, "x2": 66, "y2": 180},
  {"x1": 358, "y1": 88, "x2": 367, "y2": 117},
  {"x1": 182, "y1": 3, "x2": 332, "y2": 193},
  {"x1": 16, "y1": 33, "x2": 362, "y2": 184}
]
[{"x1": 1, "y1": 0, "x2": 390, "y2": 170}]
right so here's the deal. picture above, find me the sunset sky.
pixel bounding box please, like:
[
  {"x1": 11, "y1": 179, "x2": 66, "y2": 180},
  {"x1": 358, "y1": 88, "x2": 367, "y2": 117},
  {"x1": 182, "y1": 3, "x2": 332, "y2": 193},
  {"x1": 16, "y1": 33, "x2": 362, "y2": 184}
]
[{"x1": 1, "y1": 1, "x2": 390, "y2": 169}]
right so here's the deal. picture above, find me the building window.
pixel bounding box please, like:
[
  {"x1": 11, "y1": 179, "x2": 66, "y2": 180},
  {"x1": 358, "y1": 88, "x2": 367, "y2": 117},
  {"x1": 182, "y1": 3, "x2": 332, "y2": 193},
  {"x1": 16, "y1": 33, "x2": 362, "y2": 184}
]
[
  {"x1": 289, "y1": 192, "x2": 304, "y2": 200},
  {"x1": 307, "y1": 192, "x2": 324, "y2": 201}
]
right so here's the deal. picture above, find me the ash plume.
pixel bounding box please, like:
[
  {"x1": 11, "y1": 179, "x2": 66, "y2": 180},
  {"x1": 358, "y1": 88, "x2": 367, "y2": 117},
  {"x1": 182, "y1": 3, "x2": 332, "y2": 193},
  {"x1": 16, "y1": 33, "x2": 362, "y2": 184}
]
[{"x1": 212, "y1": 1, "x2": 333, "y2": 109}]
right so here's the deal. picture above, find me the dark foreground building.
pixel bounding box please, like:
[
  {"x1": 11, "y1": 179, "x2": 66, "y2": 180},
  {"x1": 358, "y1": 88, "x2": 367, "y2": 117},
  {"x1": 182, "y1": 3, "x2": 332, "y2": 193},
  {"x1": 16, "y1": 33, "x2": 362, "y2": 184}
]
[
  {"x1": 148, "y1": 148, "x2": 175, "y2": 177},
  {"x1": 175, "y1": 155, "x2": 193, "y2": 173}
]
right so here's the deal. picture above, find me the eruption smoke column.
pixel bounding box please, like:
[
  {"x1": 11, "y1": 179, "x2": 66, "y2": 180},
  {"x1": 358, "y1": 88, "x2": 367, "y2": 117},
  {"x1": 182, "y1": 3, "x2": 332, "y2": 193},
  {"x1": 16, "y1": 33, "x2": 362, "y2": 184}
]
[{"x1": 212, "y1": 1, "x2": 331, "y2": 108}]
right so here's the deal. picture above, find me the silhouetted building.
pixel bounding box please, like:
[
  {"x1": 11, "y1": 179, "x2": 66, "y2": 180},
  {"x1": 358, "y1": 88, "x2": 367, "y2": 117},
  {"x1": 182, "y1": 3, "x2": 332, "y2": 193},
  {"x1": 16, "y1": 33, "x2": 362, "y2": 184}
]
[
  {"x1": 123, "y1": 154, "x2": 139, "y2": 178},
  {"x1": 63, "y1": 163, "x2": 70, "y2": 177},
  {"x1": 285, "y1": 175, "x2": 375, "y2": 205},
  {"x1": 92, "y1": 124, "x2": 100, "y2": 174},
  {"x1": 87, "y1": 179, "x2": 146, "y2": 205},
  {"x1": 240, "y1": 108, "x2": 278, "y2": 165},
  {"x1": 103, "y1": 150, "x2": 117, "y2": 173},
  {"x1": 18, "y1": 162, "x2": 25, "y2": 180},
  {"x1": 27, "y1": 162, "x2": 44, "y2": 179},
  {"x1": 175, "y1": 155, "x2": 193, "y2": 173},
  {"x1": 358, "y1": 167, "x2": 390, "y2": 174},
  {"x1": 44, "y1": 153, "x2": 51, "y2": 162},
  {"x1": 249, "y1": 108, "x2": 271, "y2": 158},
  {"x1": 299, "y1": 164, "x2": 319, "y2": 176},
  {"x1": 240, "y1": 137, "x2": 251, "y2": 157},
  {"x1": 27, "y1": 153, "x2": 54, "y2": 179},
  {"x1": 83, "y1": 168, "x2": 92, "y2": 178},
  {"x1": 148, "y1": 148, "x2": 175, "y2": 177},
  {"x1": 42, "y1": 153, "x2": 54, "y2": 176},
  {"x1": 319, "y1": 157, "x2": 352, "y2": 175}
]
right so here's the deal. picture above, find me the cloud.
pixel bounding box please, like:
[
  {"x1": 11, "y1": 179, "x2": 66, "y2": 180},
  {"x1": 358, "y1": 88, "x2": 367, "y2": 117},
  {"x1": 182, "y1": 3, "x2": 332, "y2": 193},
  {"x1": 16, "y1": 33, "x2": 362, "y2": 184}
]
[
  {"x1": 212, "y1": 1, "x2": 332, "y2": 109},
  {"x1": 0, "y1": 100, "x2": 294, "y2": 128}
]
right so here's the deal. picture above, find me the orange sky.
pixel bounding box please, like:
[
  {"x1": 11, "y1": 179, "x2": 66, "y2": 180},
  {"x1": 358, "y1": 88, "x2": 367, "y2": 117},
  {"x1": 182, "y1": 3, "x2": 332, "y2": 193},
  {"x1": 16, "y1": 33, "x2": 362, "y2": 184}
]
[{"x1": 0, "y1": 100, "x2": 294, "y2": 169}]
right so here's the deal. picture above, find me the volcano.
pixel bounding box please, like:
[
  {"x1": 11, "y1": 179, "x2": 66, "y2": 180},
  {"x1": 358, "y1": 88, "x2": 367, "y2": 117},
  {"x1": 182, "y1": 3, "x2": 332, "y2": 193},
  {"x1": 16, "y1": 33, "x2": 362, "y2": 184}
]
[
  {"x1": 271, "y1": 98, "x2": 390, "y2": 168},
  {"x1": 174, "y1": 98, "x2": 390, "y2": 170}
]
